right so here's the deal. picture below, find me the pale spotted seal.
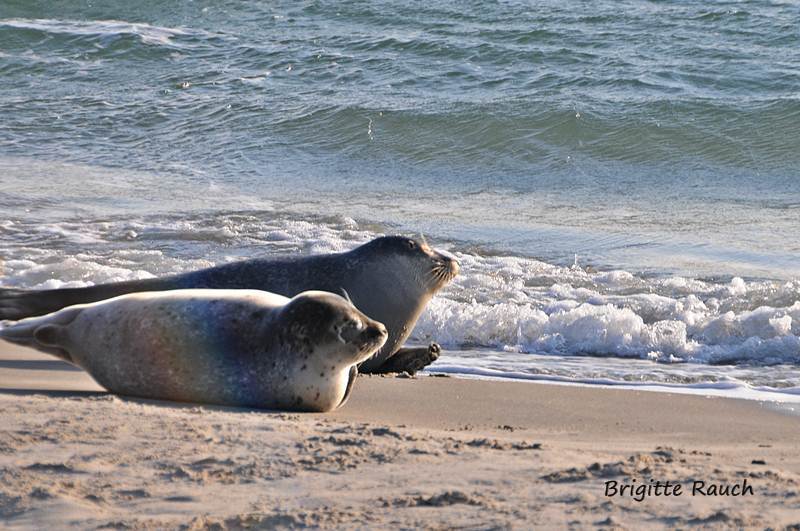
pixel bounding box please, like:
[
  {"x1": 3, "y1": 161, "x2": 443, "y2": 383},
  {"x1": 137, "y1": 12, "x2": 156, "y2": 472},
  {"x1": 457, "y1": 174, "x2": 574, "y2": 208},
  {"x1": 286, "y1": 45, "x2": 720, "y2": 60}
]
[
  {"x1": 0, "y1": 289, "x2": 388, "y2": 411},
  {"x1": 0, "y1": 236, "x2": 459, "y2": 374}
]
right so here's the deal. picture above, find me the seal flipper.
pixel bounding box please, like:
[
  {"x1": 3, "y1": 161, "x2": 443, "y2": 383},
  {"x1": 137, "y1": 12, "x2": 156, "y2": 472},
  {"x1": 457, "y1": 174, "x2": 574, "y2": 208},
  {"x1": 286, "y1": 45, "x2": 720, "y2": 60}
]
[
  {"x1": 0, "y1": 288, "x2": 35, "y2": 321},
  {"x1": 0, "y1": 276, "x2": 176, "y2": 321},
  {"x1": 33, "y1": 325, "x2": 66, "y2": 348},
  {"x1": 0, "y1": 322, "x2": 72, "y2": 362},
  {"x1": 337, "y1": 365, "x2": 358, "y2": 408},
  {"x1": 0, "y1": 308, "x2": 81, "y2": 363},
  {"x1": 364, "y1": 343, "x2": 441, "y2": 375},
  {"x1": 33, "y1": 325, "x2": 74, "y2": 363}
]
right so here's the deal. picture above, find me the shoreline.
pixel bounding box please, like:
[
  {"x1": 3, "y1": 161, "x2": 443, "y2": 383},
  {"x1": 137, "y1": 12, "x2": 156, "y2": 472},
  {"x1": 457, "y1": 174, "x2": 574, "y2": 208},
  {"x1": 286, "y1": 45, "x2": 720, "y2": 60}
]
[
  {"x1": 425, "y1": 369, "x2": 800, "y2": 412},
  {"x1": 2, "y1": 342, "x2": 800, "y2": 528}
]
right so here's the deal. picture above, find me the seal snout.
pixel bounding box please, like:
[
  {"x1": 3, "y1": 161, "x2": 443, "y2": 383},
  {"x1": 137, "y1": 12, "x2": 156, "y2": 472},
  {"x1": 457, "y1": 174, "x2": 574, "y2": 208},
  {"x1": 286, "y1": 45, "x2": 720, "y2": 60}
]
[
  {"x1": 367, "y1": 321, "x2": 387, "y2": 339},
  {"x1": 361, "y1": 320, "x2": 388, "y2": 350},
  {"x1": 431, "y1": 249, "x2": 460, "y2": 285},
  {"x1": 441, "y1": 253, "x2": 460, "y2": 275}
]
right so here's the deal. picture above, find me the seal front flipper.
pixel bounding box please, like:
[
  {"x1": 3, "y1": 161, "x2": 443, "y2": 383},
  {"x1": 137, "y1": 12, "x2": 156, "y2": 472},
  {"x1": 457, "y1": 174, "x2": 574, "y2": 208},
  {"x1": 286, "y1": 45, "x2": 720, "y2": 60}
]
[
  {"x1": 364, "y1": 342, "x2": 441, "y2": 375},
  {"x1": 335, "y1": 365, "x2": 359, "y2": 409}
]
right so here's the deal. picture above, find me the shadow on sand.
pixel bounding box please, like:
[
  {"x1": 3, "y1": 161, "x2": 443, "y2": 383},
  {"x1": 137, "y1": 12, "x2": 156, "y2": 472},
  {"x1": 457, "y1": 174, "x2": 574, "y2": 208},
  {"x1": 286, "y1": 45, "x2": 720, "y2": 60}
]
[
  {"x1": 0, "y1": 359, "x2": 83, "y2": 371},
  {"x1": 0, "y1": 388, "x2": 106, "y2": 398},
  {"x1": 0, "y1": 387, "x2": 294, "y2": 415}
]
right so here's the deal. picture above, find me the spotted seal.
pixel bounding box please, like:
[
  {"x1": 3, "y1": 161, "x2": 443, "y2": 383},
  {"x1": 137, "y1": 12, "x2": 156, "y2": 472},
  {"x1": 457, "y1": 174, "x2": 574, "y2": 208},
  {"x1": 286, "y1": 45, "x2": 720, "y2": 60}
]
[
  {"x1": 0, "y1": 236, "x2": 459, "y2": 374},
  {"x1": 0, "y1": 289, "x2": 387, "y2": 411}
]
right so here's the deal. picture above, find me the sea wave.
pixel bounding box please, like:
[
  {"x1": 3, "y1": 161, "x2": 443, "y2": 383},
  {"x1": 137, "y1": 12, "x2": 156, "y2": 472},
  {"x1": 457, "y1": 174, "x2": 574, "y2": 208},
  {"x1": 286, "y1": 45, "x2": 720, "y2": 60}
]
[
  {"x1": 413, "y1": 253, "x2": 800, "y2": 365},
  {"x1": 0, "y1": 18, "x2": 223, "y2": 48},
  {"x1": 2, "y1": 2, "x2": 800, "y2": 179}
]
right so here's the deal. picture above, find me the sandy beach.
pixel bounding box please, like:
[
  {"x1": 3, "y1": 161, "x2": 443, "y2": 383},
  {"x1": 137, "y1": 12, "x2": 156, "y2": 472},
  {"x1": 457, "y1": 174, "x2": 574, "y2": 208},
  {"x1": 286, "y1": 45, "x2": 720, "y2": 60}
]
[{"x1": 0, "y1": 341, "x2": 798, "y2": 529}]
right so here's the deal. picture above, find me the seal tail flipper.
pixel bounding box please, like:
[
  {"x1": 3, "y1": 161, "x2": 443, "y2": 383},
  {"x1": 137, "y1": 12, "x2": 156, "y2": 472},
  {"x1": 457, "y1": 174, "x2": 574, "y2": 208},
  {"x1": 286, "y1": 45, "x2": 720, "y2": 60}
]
[
  {"x1": 0, "y1": 288, "x2": 33, "y2": 321},
  {"x1": 0, "y1": 276, "x2": 176, "y2": 320},
  {"x1": 0, "y1": 319, "x2": 40, "y2": 347},
  {"x1": 33, "y1": 325, "x2": 67, "y2": 349},
  {"x1": 0, "y1": 308, "x2": 81, "y2": 363}
]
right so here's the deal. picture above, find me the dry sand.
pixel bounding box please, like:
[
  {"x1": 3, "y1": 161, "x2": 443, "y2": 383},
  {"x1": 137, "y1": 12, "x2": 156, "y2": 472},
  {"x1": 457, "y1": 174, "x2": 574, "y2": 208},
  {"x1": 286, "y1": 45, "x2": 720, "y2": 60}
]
[{"x1": 1, "y1": 342, "x2": 798, "y2": 530}]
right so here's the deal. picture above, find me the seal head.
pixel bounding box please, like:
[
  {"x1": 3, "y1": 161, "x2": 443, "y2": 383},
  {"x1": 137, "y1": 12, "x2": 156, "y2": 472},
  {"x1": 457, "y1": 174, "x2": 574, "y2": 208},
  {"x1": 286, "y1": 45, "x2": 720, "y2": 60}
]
[
  {"x1": 275, "y1": 291, "x2": 389, "y2": 409},
  {"x1": 277, "y1": 290, "x2": 388, "y2": 367},
  {"x1": 349, "y1": 236, "x2": 459, "y2": 371}
]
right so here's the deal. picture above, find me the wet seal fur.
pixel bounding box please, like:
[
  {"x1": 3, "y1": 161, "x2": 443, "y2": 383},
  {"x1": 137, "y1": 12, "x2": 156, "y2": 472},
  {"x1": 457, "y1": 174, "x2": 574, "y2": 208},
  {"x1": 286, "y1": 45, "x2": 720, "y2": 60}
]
[
  {"x1": 0, "y1": 289, "x2": 388, "y2": 412},
  {"x1": 0, "y1": 236, "x2": 459, "y2": 374}
]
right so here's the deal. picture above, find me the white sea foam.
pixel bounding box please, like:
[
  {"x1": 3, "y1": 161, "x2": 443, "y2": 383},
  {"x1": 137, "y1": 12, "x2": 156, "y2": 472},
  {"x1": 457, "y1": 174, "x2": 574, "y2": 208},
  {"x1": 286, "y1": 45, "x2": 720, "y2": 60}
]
[{"x1": 411, "y1": 252, "x2": 800, "y2": 366}]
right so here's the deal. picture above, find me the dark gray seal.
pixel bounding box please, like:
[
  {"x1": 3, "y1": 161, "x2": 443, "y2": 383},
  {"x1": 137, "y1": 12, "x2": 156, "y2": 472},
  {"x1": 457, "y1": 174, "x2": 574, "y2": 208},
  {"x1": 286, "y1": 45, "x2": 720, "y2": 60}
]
[
  {"x1": 0, "y1": 289, "x2": 388, "y2": 411},
  {"x1": 0, "y1": 236, "x2": 459, "y2": 373}
]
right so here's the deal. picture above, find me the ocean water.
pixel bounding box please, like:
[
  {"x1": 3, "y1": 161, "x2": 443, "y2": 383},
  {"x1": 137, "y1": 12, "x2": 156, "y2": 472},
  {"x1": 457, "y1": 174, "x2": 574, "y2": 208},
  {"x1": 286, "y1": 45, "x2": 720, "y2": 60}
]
[{"x1": 1, "y1": 1, "x2": 799, "y2": 402}]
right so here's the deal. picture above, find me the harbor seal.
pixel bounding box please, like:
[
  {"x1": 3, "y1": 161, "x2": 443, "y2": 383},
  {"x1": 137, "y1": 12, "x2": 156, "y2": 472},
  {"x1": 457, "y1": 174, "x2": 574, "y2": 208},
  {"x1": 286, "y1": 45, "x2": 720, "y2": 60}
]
[
  {"x1": 0, "y1": 289, "x2": 388, "y2": 411},
  {"x1": 0, "y1": 236, "x2": 459, "y2": 374}
]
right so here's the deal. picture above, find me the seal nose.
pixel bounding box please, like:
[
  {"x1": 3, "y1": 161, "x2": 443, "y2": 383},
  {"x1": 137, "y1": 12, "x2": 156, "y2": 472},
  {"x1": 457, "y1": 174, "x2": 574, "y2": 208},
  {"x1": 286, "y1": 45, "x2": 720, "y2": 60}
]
[
  {"x1": 365, "y1": 322, "x2": 387, "y2": 341},
  {"x1": 446, "y1": 255, "x2": 460, "y2": 273},
  {"x1": 439, "y1": 252, "x2": 460, "y2": 275}
]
